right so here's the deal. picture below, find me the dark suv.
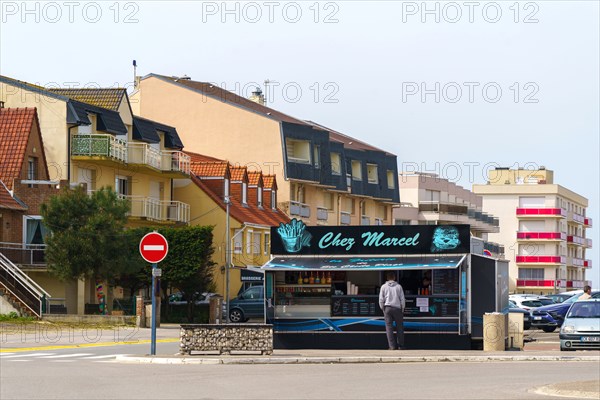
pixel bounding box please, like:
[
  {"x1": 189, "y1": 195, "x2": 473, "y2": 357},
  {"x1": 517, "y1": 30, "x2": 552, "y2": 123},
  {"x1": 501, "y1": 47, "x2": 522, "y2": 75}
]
[
  {"x1": 227, "y1": 286, "x2": 264, "y2": 323},
  {"x1": 531, "y1": 290, "x2": 600, "y2": 332}
]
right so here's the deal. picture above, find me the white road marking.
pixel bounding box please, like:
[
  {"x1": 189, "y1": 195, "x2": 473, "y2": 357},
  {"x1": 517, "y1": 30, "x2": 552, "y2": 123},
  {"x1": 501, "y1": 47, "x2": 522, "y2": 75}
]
[
  {"x1": 40, "y1": 353, "x2": 94, "y2": 359},
  {"x1": 1, "y1": 353, "x2": 55, "y2": 359},
  {"x1": 80, "y1": 354, "x2": 129, "y2": 360},
  {"x1": 0, "y1": 353, "x2": 16, "y2": 356},
  {"x1": 50, "y1": 360, "x2": 76, "y2": 363},
  {"x1": 7, "y1": 360, "x2": 31, "y2": 362},
  {"x1": 143, "y1": 245, "x2": 164, "y2": 251}
]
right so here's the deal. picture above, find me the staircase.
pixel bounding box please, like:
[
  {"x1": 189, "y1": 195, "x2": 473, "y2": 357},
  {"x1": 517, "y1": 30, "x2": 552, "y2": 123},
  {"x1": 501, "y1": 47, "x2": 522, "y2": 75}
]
[{"x1": 0, "y1": 252, "x2": 51, "y2": 318}]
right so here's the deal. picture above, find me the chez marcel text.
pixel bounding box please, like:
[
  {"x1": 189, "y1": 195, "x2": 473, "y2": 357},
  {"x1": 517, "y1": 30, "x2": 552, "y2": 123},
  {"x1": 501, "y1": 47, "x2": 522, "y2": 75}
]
[{"x1": 318, "y1": 232, "x2": 420, "y2": 251}]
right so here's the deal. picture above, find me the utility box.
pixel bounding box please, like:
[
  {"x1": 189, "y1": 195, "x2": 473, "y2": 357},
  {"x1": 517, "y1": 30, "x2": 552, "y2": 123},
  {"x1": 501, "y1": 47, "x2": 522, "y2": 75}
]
[
  {"x1": 209, "y1": 295, "x2": 224, "y2": 324},
  {"x1": 507, "y1": 312, "x2": 524, "y2": 350},
  {"x1": 483, "y1": 312, "x2": 506, "y2": 352}
]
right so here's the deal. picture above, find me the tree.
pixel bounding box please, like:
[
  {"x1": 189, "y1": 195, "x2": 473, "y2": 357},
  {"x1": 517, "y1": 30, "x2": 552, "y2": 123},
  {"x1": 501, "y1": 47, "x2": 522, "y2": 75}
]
[{"x1": 40, "y1": 186, "x2": 131, "y2": 312}]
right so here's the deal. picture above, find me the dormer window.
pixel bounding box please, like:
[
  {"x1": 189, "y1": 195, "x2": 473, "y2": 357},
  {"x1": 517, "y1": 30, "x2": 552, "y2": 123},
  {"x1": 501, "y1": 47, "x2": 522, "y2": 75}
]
[
  {"x1": 258, "y1": 187, "x2": 263, "y2": 207},
  {"x1": 242, "y1": 182, "x2": 247, "y2": 205}
]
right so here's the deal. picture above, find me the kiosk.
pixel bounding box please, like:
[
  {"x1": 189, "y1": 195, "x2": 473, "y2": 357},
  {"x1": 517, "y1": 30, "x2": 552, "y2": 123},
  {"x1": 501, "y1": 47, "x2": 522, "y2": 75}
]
[{"x1": 262, "y1": 221, "x2": 508, "y2": 349}]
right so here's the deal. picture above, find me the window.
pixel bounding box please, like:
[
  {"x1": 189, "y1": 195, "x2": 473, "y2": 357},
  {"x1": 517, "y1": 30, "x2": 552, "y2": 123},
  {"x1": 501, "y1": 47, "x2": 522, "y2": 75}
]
[
  {"x1": 285, "y1": 138, "x2": 311, "y2": 163},
  {"x1": 242, "y1": 182, "x2": 247, "y2": 205},
  {"x1": 246, "y1": 231, "x2": 252, "y2": 254},
  {"x1": 351, "y1": 160, "x2": 362, "y2": 181},
  {"x1": 233, "y1": 229, "x2": 242, "y2": 254},
  {"x1": 324, "y1": 192, "x2": 335, "y2": 210},
  {"x1": 115, "y1": 175, "x2": 130, "y2": 196},
  {"x1": 23, "y1": 216, "x2": 48, "y2": 245},
  {"x1": 77, "y1": 167, "x2": 96, "y2": 193},
  {"x1": 387, "y1": 170, "x2": 395, "y2": 189},
  {"x1": 241, "y1": 286, "x2": 262, "y2": 300},
  {"x1": 258, "y1": 187, "x2": 263, "y2": 207},
  {"x1": 367, "y1": 164, "x2": 378, "y2": 184},
  {"x1": 330, "y1": 153, "x2": 341, "y2": 175},
  {"x1": 381, "y1": 205, "x2": 388, "y2": 220},
  {"x1": 395, "y1": 219, "x2": 411, "y2": 225},
  {"x1": 253, "y1": 232, "x2": 261, "y2": 255},
  {"x1": 425, "y1": 189, "x2": 440, "y2": 202},
  {"x1": 313, "y1": 145, "x2": 320, "y2": 168},
  {"x1": 271, "y1": 190, "x2": 277, "y2": 210},
  {"x1": 264, "y1": 233, "x2": 270, "y2": 255},
  {"x1": 291, "y1": 183, "x2": 305, "y2": 203},
  {"x1": 360, "y1": 201, "x2": 366, "y2": 216},
  {"x1": 518, "y1": 268, "x2": 544, "y2": 279},
  {"x1": 27, "y1": 157, "x2": 38, "y2": 180}
]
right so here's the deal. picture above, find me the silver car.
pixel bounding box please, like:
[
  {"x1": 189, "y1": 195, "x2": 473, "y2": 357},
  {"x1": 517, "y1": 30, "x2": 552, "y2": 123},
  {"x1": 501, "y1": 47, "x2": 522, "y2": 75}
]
[{"x1": 559, "y1": 299, "x2": 600, "y2": 351}]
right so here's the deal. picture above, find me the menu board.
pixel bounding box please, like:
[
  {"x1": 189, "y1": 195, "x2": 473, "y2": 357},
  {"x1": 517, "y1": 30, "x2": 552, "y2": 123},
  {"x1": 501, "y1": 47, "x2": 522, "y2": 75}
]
[
  {"x1": 433, "y1": 269, "x2": 459, "y2": 295},
  {"x1": 404, "y1": 296, "x2": 459, "y2": 317},
  {"x1": 331, "y1": 296, "x2": 383, "y2": 317}
]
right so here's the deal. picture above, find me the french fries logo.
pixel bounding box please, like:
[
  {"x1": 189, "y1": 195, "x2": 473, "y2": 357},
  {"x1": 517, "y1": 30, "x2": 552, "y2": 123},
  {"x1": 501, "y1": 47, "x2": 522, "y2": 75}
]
[{"x1": 277, "y1": 218, "x2": 312, "y2": 253}]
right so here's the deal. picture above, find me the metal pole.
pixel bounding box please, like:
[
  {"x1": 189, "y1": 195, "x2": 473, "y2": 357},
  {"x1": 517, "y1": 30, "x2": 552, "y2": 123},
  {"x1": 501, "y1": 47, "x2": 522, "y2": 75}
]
[
  {"x1": 225, "y1": 197, "x2": 231, "y2": 323},
  {"x1": 151, "y1": 262, "x2": 157, "y2": 355}
]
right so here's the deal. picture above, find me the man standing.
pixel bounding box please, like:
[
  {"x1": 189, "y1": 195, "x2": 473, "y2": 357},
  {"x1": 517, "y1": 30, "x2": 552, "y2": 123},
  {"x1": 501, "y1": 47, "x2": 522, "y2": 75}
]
[
  {"x1": 379, "y1": 271, "x2": 406, "y2": 350},
  {"x1": 579, "y1": 285, "x2": 592, "y2": 300}
]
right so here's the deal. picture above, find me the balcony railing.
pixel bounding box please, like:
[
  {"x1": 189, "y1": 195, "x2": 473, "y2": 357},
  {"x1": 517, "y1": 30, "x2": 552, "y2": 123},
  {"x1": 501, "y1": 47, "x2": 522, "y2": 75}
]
[
  {"x1": 568, "y1": 212, "x2": 585, "y2": 224},
  {"x1": 567, "y1": 257, "x2": 585, "y2": 267},
  {"x1": 586, "y1": 238, "x2": 593, "y2": 248},
  {"x1": 516, "y1": 207, "x2": 567, "y2": 217},
  {"x1": 584, "y1": 259, "x2": 592, "y2": 268},
  {"x1": 584, "y1": 217, "x2": 593, "y2": 227},
  {"x1": 0, "y1": 242, "x2": 46, "y2": 267},
  {"x1": 119, "y1": 195, "x2": 190, "y2": 224},
  {"x1": 361, "y1": 216, "x2": 370, "y2": 226},
  {"x1": 72, "y1": 134, "x2": 127, "y2": 163},
  {"x1": 289, "y1": 201, "x2": 310, "y2": 218},
  {"x1": 72, "y1": 135, "x2": 190, "y2": 175},
  {"x1": 516, "y1": 231, "x2": 566, "y2": 240},
  {"x1": 340, "y1": 211, "x2": 351, "y2": 225},
  {"x1": 566, "y1": 280, "x2": 587, "y2": 289},
  {"x1": 567, "y1": 235, "x2": 586, "y2": 246},
  {"x1": 516, "y1": 279, "x2": 556, "y2": 288},
  {"x1": 317, "y1": 207, "x2": 329, "y2": 221},
  {"x1": 516, "y1": 255, "x2": 566, "y2": 264},
  {"x1": 374, "y1": 218, "x2": 384, "y2": 226},
  {"x1": 419, "y1": 201, "x2": 468, "y2": 215}
]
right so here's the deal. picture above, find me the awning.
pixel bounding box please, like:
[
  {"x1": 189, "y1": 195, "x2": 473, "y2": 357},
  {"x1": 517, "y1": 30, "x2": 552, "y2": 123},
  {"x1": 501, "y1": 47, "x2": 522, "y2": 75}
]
[
  {"x1": 241, "y1": 268, "x2": 264, "y2": 282},
  {"x1": 262, "y1": 254, "x2": 466, "y2": 271}
]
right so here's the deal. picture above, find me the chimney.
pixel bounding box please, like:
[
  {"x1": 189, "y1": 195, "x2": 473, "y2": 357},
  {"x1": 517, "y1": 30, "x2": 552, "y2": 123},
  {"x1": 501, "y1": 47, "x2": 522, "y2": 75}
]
[
  {"x1": 175, "y1": 75, "x2": 191, "y2": 81},
  {"x1": 249, "y1": 87, "x2": 265, "y2": 105}
]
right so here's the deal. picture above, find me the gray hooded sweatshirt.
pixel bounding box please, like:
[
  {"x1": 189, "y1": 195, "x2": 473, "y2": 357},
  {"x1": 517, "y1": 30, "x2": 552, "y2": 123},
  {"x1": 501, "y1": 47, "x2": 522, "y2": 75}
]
[{"x1": 379, "y1": 281, "x2": 406, "y2": 310}]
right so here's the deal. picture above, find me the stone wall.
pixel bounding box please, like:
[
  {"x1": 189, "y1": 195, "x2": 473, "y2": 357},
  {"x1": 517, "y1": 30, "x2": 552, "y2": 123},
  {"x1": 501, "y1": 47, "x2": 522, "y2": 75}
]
[{"x1": 180, "y1": 324, "x2": 273, "y2": 355}]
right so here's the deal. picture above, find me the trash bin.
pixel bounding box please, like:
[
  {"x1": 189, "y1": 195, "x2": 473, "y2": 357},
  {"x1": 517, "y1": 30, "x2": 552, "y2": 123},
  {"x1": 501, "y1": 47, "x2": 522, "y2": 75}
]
[
  {"x1": 209, "y1": 295, "x2": 224, "y2": 324},
  {"x1": 483, "y1": 312, "x2": 506, "y2": 352},
  {"x1": 507, "y1": 312, "x2": 524, "y2": 350}
]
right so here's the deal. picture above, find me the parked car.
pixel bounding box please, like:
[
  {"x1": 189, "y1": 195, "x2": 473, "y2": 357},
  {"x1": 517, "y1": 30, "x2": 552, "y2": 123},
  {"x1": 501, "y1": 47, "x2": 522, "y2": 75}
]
[
  {"x1": 169, "y1": 291, "x2": 217, "y2": 306},
  {"x1": 559, "y1": 299, "x2": 600, "y2": 351},
  {"x1": 509, "y1": 294, "x2": 555, "y2": 306},
  {"x1": 510, "y1": 297, "x2": 545, "y2": 311},
  {"x1": 227, "y1": 286, "x2": 264, "y2": 322},
  {"x1": 508, "y1": 300, "x2": 531, "y2": 330},
  {"x1": 546, "y1": 293, "x2": 575, "y2": 304},
  {"x1": 531, "y1": 290, "x2": 600, "y2": 332}
]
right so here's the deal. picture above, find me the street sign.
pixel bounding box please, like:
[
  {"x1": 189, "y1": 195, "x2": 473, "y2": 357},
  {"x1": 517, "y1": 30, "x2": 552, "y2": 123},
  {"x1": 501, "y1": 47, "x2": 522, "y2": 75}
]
[
  {"x1": 152, "y1": 268, "x2": 162, "y2": 277},
  {"x1": 139, "y1": 232, "x2": 169, "y2": 264}
]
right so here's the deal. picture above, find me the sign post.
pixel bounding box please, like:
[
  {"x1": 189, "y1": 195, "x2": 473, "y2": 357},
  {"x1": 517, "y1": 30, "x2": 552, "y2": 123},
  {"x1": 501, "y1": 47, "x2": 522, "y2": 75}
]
[{"x1": 139, "y1": 231, "x2": 169, "y2": 356}]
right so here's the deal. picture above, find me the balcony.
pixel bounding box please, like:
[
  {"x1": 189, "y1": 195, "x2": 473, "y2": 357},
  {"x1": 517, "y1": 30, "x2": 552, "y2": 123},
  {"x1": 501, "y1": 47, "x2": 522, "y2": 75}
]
[
  {"x1": 566, "y1": 280, "x2": 587, "y2": 289},
  {"x1": 121, "y1": 195, "x2": 190, "y2": 224},
  {"x1": 289, "y1": 201, "x2": 310, "y2": 218},
  {"x1": 316, "y1": 207, "x2": 329, "y2": 222},
  {"x1": 584, "y1": 259, "x2": 592, "y2": 268},
  {"x1": 516, "y1": 279, "x2": 557, "y2": 288},
  {"x1": 0, "y1": 242, "x2": 46, "y2": 268},
  {"x1": 567, "y1": 235, "x2": 586, "y2": 246},
  {"x1": 584, "y1": 217, "x2": 593, "y2": 227},
  {"x1": 515, "y1": 255, "x2": 566, "y2": 264},
  {"x1": 586, "y1": 238, "x2": 593, "y2": 248},
  {"x1": 71, "y1": 134, "x2": 127, "y2": 165},
  {"x1": 340, "y1": 211, "x2": 351, "y2": 225},
  {"x1": 516, "y1": 207, "x2": 567, "y2": 217},
  {"x1": 567, "y1": 257, "x2": 585, "y2": 267},
  {"x1": 568, "y1": 211, "x2": 585, "y2": 224},
  {"x1": 374, "y1": 218, "x2": 384, "y2": 226},
  {"x1": 419, "y1": 201, "x2": 468, "y2": 215},
  {"x1": 72, "y1": 135, "x2": 190, "y2": 177},
  {"x1": 361, "y1": 216, "x2": 370, "y2": 226},
  {"x1": 516, "y1": 231, "x2": 566, "y2": 241}
]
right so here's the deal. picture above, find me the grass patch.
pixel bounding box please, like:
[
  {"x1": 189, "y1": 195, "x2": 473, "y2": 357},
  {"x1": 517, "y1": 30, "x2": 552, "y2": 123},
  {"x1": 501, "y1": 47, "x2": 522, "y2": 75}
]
[{"x1": 0, "y1": 312, "x2": 37, "y2": 323}]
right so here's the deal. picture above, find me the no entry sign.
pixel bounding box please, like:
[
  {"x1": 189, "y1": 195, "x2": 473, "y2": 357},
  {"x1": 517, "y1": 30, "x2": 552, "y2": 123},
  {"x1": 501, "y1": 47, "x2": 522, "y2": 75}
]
[{"x1": 139, "y1": 232, "x2": 169, "y2": 264}]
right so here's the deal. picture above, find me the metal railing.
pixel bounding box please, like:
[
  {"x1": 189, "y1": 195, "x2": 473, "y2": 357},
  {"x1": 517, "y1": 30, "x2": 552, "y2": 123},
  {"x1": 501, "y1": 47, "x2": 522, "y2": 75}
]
[
  {"x1": 0, "y1": 242, "x2": 46, "y2": 266},
  {"x1": 0, "y1": 252, "x2": 51, "y2": 317},
  {"x1": 289, "y1": 201, "x2": 310, "y2": 218},
  {"x1": 361, "y1": 216, "x2": 370, "y2": 226},
  {"x1": 340, "y1": 211, "x2": 351, "y2": 225},
  {"x1": 419, "y1": 201, "x2": 468, "y2": 215},
  {"x1": 162, "y1": 151, "x2": 191, "y2": 175},
  {"x1": 128, "y1": 143, "x2": 161, "y2": 170},
  {"x1": 72, "y1": 134, "x2": 127, "y2": 163},
  {"x1": 317, "y1": 207, "x2": 329, "y2": 221},
  {"x1": 119, "y1": 195, "x2": 190, "y2": 223}
]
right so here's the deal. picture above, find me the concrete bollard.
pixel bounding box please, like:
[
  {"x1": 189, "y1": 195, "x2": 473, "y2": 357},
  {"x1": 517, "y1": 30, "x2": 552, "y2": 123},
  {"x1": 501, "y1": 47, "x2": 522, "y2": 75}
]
[{"x1": 483, "y1": 312, "x2": 506, "y2": 352}]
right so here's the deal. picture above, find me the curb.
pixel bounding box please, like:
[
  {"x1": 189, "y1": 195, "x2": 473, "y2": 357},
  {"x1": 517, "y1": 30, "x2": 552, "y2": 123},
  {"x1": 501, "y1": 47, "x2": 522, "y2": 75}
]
[{"x1": 115, "y1": 354, "x2": 600, "y2": 365}]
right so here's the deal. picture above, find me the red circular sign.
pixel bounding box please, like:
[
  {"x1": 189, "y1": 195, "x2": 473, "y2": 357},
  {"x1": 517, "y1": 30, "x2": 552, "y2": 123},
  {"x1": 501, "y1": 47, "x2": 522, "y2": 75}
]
[{"x1": 139, "y1": 232, "x2": 169, "y2": 264}]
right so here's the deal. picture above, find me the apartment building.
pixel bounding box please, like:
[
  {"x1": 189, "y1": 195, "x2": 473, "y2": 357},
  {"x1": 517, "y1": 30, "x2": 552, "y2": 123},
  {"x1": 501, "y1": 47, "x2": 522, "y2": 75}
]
[
  {"x1": 174, "y1": 152, "x2": 289, "y2": 298},
  {"x1": 0, "y1": 75, "x2": 193, "y2": 313},
  {"x1": 130, "y1": 74, "x2": 400, "y2": 226},
  {"x1": 473, "y1": 167, "x2": 592, "y2": 294},
  {"x1": 393, "y1": 173, "x2": 503, "y2": 257}
]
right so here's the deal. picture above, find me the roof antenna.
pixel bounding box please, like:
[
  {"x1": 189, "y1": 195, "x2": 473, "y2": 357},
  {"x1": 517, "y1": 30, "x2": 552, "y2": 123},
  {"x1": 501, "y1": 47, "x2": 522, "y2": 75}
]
[
  {"x1": 264, "y1": 79, "x2": 270, "y2": 104},
  {"x1": 133, "y1": 60, "x2": 137, "y2": 88}
]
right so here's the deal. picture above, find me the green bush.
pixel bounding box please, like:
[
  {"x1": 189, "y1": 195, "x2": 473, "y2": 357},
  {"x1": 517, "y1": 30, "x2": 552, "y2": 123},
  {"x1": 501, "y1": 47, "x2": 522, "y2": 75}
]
[{"x1": 161, "y1": 304, "x2": 209, "y2": 324}]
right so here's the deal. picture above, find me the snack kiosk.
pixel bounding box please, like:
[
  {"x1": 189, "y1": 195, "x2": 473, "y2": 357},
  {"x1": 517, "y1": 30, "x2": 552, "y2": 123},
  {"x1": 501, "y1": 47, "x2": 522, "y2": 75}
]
[{"x1": 262, "y1": 221, "x2": 508, "y2": 349}]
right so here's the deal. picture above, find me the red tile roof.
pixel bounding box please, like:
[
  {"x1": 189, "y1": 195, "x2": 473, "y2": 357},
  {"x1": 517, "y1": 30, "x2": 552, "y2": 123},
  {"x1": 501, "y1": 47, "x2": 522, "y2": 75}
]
[
  {"x1": 0, "y1": 181, "x2": 26, "y2": 210},
  {"x1": 0, "y1": 108, "x2": 46, "y2": 190},
  {"x1": 263, "y1": 175, "x2": 277, "y2": 190},
  {"x1": 247, "y1": 171, "x2": 262, "y2": 186},
  {"x1": 191, "y1": 161, "x2": 229, "y2": 178},
  {"x1": 230, "y1": 166, "x2": 247, "y2": 182}
]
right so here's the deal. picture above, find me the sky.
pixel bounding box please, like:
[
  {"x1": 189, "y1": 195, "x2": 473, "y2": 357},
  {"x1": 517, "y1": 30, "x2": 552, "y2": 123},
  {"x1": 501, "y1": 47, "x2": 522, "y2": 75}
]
[{"x1": 1, "y1": 0, "x2": 598, "y2": 287}]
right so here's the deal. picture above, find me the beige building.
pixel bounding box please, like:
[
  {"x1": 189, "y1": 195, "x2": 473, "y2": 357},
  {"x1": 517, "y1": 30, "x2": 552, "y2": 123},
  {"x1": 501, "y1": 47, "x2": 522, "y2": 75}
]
[
  {"x1": 473, "y1": 167, "x2": 592, "y2": 294},
  {"x1": 130, "y1": 74, "x2": 400, "y2": 226},
  {"x1": 393, "y1": 173, "x2": 503, "y2": 257},
  {"x1": 0, "y1": 75, "x2": 192, "y2": 313}
]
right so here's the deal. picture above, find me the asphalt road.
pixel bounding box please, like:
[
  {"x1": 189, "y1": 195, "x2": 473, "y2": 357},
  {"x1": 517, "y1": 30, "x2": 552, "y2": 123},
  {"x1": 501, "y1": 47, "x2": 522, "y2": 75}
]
[{"x1": 2, "y1": 354, "x2": 598, "y2": 400}]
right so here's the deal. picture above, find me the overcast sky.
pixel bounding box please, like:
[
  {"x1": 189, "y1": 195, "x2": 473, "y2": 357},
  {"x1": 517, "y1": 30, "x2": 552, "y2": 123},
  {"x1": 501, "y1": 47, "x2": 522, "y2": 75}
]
[{"x1": 1, "y1": 1, "x2": 598, "y2": 286}]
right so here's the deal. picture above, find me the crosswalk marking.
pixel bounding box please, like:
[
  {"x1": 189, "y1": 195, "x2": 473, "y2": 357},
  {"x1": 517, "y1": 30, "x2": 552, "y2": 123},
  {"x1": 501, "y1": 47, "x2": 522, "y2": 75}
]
[
  {"x1": 1, "y1": 352, "x2": 55, "y2": 359},
  {"x1": 40, "y1": 353, "x2": 94, "y2": 359},
  {"x1": 80, "y1": 354, "x2": 129, "y2": 360}
]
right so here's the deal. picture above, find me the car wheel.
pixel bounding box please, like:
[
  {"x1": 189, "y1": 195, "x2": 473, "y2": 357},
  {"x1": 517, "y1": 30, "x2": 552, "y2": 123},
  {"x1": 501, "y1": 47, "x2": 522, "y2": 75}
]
[
  {"x1": 542, "y1": 326, "x2": 557, "y2": 333},
  {"x1": 229, "y1": 309, "x2": 244, "y2": 323}
]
